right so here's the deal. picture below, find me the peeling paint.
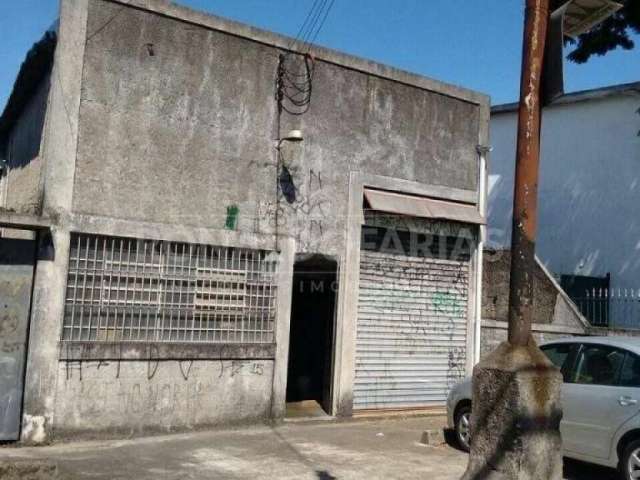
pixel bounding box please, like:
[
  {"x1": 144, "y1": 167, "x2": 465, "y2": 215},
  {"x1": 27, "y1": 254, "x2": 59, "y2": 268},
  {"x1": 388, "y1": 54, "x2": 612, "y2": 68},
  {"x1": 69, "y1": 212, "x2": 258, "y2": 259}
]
[{"x1": 22, "y1": 414, "x2": 49, "y2": 443}]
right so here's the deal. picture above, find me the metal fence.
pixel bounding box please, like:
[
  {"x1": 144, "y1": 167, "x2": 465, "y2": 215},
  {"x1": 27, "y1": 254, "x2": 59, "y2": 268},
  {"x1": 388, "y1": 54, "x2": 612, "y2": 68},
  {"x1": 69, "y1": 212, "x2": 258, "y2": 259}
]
[
  {"x1": 62, "y1": 233, "x2": 279, "y2": 344},
  {"x1": 572, "y1": 289, "x2": 640, "y2": 329}
]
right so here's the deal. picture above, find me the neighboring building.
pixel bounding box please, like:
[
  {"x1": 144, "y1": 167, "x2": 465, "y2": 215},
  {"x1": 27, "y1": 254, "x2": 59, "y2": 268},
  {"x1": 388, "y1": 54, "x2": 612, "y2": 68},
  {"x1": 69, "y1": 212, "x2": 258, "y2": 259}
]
[
  {"x1": 490, "y1": 82, "x2": 640, "y2": 328},
  {"x1": 0, "y1": 0, "x2": 489, "y2": 442}
]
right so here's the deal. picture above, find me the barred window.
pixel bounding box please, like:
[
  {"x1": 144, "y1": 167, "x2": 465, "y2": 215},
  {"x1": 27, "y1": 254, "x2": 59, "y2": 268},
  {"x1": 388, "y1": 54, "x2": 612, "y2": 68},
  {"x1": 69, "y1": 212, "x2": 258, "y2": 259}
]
[{"x1": 62, "y1": 234, "x2": 278, "y2": 344}]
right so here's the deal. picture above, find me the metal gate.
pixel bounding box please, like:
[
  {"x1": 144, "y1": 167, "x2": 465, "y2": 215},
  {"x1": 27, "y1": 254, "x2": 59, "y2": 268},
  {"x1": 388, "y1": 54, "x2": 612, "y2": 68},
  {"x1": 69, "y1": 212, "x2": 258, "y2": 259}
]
[
  {"x1": 0, "y1": 236, "x2": 36, "y2": 440},
  {"x1": 354, "y1": 230, "x2": 471, "y2": 410}
]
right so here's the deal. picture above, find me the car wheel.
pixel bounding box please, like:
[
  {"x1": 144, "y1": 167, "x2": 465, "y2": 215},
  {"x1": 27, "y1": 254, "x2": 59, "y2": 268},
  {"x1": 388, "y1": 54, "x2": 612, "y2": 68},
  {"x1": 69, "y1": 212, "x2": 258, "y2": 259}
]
[
  {"x1": 454, "y1": 404, "x2": 472, "y2": 452},
  {"x1": 620, "y1": 439, "x2": 640, "y2": 480}
]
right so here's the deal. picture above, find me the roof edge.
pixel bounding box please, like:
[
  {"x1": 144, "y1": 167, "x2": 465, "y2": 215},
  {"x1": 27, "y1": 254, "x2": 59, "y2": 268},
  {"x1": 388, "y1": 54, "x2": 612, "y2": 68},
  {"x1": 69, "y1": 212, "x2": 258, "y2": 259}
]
[
  {"x1": 492, "y1": 80, "x2": 640, "y2": 114},
  {"x1": 113, "y1": 0, "x2": 489, "y2": 106},
  {"x1": 0, "y1": 30, "x2": 57, "y2": 153}
]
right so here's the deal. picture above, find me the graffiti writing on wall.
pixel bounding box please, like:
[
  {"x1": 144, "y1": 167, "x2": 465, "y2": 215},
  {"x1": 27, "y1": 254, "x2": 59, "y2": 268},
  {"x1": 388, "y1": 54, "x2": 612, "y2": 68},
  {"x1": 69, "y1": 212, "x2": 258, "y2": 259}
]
[
  {"x1": 432, "y1": 292, "x2": 465, "y2": 317},
  {"x1": 57, "y1": 359, "x2": 272, "y2": 429},
  {"x1": 254, "y1": 168, "x2": 332, "y2": 252},
  {"x1": 63, "y1": 359, "x2": 267, "y2": 382},
  {"x1": 358, "y1": 254, "x2": 470, "y2": 400}
]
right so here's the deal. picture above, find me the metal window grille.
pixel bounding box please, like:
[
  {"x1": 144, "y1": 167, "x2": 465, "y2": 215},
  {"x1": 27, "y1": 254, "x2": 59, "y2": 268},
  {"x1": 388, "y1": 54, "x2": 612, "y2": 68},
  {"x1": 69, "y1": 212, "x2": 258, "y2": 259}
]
[{"x1": 62, "y1": 233, "x2": 278, "y2": 343}]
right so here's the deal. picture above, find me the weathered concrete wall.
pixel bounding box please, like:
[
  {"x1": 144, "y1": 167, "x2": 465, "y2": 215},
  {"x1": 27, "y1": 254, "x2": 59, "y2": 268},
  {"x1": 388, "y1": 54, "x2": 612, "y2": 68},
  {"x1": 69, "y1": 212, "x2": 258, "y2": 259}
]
[
  {"x1": 2, "y1": 74, "x2": 50, "y2": 214},
  {"x1": 21, "y1": 0, "x2": 89, "y2": 444},
  {"x1": 17, "y1": 0, "x2": 487, "y2": 441},
  {"x1": 54, "y1": 359, "x2": 273, "y2": 436},
  {"x1": 73, "y1": 0, "x2": 481, "y2": 256},
  {"x1": 480, "y1": 322, "x2": 585, "y2": 358},
  {"x1": 20, "y1": 214, "x2": 292, "y2": 440},
  {"x1": 480, "y1": 249, "x2": 590, "y2": 357},
  {"x1": 482, "y1": 249, "x2": 557, "y2": 325}
]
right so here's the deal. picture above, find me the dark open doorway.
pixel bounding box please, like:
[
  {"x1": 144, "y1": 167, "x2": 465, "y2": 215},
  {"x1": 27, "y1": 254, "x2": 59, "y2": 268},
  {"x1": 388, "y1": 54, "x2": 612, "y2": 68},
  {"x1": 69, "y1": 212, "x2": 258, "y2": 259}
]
[{"x1": 286, "y1": 255, "x2": 337, "y2": 417}]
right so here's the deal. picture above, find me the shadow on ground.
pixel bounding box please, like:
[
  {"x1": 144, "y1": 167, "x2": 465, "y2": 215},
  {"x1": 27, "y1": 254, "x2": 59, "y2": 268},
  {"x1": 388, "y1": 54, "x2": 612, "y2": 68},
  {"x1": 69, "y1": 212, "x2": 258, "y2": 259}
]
[
  {"x1": 562, "y1": 458, "x2": 618, "y2": 480},
  {"x1": 315, "y1": 471, "x2": 338, "y2": 480},
  {"x1": 444, "y1": 428, "x2": 618, "y2": 480}
]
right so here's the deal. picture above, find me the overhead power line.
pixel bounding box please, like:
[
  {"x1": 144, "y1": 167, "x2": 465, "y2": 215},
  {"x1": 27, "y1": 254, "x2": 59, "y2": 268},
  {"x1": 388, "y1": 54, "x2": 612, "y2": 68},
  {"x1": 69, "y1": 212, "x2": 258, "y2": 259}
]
[
  {"x1": 288, "y1": 0, "x2": 336, "y2": 53},
  {"x1": 299, "y1": 0, "x2": 328, "y2": 48},
  {"x1": 288, "y1": 0, "x2": 323, "y2": 50},
  {"x1": 277, "y1": 0, "x2": 336, "y2": 116},
  {"x1": 304, "y1": 0, "x2": 336, "y2": 52}
]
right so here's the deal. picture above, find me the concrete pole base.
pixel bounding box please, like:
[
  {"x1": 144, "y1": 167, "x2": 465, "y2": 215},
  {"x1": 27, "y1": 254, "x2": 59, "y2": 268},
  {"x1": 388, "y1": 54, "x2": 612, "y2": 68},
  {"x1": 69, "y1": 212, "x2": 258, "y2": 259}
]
[{"x1": 461, "y1": 340, "x2": 563, "y2": 480}]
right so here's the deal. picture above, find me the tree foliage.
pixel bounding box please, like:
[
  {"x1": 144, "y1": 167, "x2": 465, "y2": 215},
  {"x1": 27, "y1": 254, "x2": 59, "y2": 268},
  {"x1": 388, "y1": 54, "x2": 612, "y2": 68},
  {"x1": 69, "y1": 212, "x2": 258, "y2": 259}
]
[{"x1": 567, "y1": 0, "x2": 640, "y2": 63}]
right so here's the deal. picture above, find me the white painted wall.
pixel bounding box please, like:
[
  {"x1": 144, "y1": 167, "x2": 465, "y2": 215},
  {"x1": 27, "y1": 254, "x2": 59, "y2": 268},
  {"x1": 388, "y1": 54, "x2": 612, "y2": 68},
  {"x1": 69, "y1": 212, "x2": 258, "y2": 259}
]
[{"x1": 489, "y1": 91, "x2": 640, "y2": 324}]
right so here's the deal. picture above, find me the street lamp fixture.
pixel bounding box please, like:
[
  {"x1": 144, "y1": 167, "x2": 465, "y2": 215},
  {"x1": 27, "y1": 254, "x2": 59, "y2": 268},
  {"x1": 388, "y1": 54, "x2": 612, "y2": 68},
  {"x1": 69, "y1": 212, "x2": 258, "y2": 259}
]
[
  {"x1": 275, "y1": 130, "x2": 304, "y2": 148},
  {"x1": 557, "y1": 0, "x2": 623, "y2": 38}
]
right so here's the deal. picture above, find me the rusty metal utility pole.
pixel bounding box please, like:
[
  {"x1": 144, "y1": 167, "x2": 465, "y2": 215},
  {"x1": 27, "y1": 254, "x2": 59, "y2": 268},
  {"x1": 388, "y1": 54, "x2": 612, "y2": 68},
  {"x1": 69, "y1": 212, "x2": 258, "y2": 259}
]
[
  {"x1": 508, "y1": 0, "x2": 550, "y2": 346},
  {"x1": 465, "y1": 2, "x2": 623, "y2": 477}
]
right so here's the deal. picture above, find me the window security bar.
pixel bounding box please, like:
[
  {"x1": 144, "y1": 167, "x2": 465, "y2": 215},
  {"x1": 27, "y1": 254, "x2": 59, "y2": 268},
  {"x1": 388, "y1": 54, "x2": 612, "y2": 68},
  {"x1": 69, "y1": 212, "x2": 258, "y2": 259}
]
[{"x1": 62, "y1": 234, "x2": 278, "y2": 344}]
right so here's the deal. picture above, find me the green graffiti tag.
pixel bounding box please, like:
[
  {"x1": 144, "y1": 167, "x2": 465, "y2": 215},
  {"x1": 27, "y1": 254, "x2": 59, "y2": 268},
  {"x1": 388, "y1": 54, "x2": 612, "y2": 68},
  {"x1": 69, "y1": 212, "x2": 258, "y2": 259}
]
[
  {"x1": 225, "y1": 205, "x2": 239, "y2": 230},
  {"x1": 432, "y1": 291, "x2": 465, "y2": 317}
]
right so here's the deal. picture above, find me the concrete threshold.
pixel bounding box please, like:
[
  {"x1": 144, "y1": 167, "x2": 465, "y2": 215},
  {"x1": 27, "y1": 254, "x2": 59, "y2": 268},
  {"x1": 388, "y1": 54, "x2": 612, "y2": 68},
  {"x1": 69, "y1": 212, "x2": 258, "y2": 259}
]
[
  {"x1": 283, "y1": 415, "x2": 336, "y2": 424},
  {"x1": 353, "y1": 407, "x2": 447, "y2": 420}
]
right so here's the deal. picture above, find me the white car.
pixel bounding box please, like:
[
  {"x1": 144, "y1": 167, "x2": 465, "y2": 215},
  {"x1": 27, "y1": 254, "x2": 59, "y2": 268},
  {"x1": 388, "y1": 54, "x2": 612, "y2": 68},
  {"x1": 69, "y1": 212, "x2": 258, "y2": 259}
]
[{"x1": 447, "y1": 337, "x2": 640, "y2": 480}]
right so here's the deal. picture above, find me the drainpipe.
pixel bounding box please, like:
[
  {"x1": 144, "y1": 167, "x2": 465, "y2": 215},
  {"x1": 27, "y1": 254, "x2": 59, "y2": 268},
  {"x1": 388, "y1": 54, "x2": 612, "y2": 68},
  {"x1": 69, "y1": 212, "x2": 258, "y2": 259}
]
[{"x1": 475, "y1": 145, "x2": 491, "y2": 364}]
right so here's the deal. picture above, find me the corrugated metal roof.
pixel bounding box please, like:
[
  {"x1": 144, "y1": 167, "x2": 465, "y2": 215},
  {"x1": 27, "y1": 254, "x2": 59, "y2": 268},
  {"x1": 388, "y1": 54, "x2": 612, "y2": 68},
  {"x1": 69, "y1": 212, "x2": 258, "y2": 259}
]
[
  {"x1": 0, "y1": 29, "x2": 57, "y2": 153},
  {"x1": 363, "y1": 189, "x2": 485, "y2": 225}
]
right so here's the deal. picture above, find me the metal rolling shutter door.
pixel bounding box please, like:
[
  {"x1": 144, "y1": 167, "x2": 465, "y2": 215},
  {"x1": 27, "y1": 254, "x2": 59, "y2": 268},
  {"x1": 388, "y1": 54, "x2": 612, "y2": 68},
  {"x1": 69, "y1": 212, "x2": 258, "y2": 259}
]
[{"x1": 354, "y1": 249, "x2": 470, "y2": 410}]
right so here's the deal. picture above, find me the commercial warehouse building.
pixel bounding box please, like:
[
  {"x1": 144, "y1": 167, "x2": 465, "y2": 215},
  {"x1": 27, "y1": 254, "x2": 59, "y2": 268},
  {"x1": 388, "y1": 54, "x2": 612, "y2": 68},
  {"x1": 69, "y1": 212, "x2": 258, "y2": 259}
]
[{"x1": 0, "y1": 0, "x2": 489, "y2": 442}]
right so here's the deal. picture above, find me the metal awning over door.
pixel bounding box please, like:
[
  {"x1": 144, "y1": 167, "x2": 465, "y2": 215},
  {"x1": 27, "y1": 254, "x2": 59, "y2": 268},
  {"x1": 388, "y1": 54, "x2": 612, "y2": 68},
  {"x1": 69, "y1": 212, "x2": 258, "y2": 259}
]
[{"x1": 363, "y1": 189, "x2": 485, "y2": 225}]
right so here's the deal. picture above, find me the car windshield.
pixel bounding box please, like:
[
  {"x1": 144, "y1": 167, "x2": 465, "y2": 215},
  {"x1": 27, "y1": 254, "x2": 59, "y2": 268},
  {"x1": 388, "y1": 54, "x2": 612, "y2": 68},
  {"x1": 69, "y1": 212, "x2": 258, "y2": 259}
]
[
  {"x1": 541, "y1": 344, "x2": 572, "y2": 369},
  {"x1": 573, "y1": 345, "x2": 625, "y2": 386}
]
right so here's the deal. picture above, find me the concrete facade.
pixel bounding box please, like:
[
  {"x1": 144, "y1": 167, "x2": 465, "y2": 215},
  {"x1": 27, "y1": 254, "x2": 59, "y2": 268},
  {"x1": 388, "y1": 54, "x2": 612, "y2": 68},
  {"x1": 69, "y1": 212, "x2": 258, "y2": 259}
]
[
  {"x1": 53, "y1": 359, "x2": 275, "y2": 437},
  {"x1": 74, "y1": 0, "x2": 481, "y2": 250},
  {"x1": 0, "y1": 0, "x2": 489, "y2": 442},
  {"x1": 0, "y1": 75, "x2": 50, "y2": 215}
]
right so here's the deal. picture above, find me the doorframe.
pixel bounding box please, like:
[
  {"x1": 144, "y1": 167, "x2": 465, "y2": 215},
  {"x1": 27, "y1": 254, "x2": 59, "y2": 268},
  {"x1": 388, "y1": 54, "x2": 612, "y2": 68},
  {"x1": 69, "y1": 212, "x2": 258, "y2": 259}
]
[
  {"x1": 18, "y1": 231, "x2": 40, "y2": 441},
  {"x1": 331, "y1": 172, "x2": 480, "y2": 416},
  {"x1": 271, "y1": 237, "x2": 295, "y2": 419},
  {"x1": 285, "y1": 255, "x2": 339, "y2": 413}
]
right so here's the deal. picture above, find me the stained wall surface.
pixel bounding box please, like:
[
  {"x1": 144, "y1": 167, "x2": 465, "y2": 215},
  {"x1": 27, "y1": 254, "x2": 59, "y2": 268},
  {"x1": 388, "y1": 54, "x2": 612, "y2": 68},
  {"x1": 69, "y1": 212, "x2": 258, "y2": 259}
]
[
  {"x1": 73, "y1": 0, "x2": 481, "y2": 256},
  {"x1": 16, "y1": 0, "x2": 487, "y2": 440}
]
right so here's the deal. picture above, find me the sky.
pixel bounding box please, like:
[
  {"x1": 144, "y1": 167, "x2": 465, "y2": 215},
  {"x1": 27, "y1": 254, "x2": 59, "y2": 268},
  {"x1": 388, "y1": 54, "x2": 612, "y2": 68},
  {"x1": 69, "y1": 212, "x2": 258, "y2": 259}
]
[{"x1": 1, "y1": 0, "x2": 639, "y2": 112}]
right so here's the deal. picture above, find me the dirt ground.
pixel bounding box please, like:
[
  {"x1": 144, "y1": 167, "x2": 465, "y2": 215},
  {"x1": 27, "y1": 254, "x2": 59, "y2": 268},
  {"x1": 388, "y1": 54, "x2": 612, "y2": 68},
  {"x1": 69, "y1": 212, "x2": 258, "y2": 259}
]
[{"x1": 0, "y1": 416, "x2": 620, "y2": 479}]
